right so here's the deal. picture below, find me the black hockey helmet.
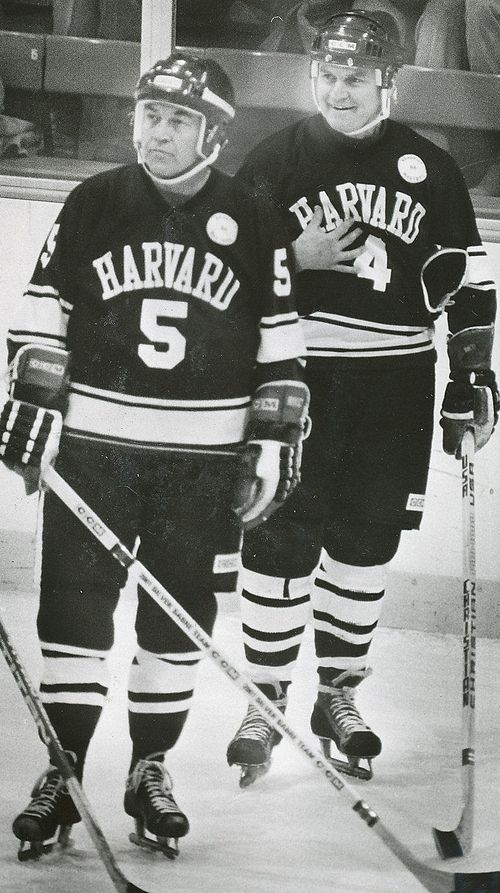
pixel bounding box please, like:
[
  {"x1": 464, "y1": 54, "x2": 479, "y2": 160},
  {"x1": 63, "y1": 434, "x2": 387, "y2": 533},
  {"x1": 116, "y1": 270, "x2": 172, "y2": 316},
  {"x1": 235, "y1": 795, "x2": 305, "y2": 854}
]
[
  {"x1": 134, "y1": 52, "x2": 235, "y2": 184},
  {"x1": 310, "y1": 10, "x2": 407, "y2": 88}
]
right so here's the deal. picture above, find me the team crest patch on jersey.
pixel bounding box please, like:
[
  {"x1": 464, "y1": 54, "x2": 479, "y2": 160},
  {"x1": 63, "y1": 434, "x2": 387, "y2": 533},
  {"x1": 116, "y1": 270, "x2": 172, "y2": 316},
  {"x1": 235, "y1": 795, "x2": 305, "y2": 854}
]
[
  {"x1": 398, "y1": 154, "x2": 427, "y2": 184},
  {"x1": 406, "y1": 493, "x2": 425, "y2": 512},
  {"x1": 206, "y1": 213, "x2": 238, "y2": 246}
]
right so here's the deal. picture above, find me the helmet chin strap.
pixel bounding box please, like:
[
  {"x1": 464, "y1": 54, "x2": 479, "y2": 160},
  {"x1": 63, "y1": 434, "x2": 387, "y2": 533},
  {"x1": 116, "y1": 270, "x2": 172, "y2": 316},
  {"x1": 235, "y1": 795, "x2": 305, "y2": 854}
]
[
  {"x1": 340, "y1": 87, "x2": 392, "y2": 137},
  {"x1": 135, "y1": 141, "x2": 221, "y2": 187},
  {"x1": 311, "y1": 71, "x2": 394, "y2": 139}
]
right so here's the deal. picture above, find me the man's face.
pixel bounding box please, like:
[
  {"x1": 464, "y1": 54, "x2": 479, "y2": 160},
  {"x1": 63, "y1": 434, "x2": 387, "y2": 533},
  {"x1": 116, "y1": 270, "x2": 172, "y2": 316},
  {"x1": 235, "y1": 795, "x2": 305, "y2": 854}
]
[
  {"x1": 138, "y1": 100, "x2": 203, "y2": 178},
  {"x1": 314, "y1": 64, "x2": 381, "y2": 135}
]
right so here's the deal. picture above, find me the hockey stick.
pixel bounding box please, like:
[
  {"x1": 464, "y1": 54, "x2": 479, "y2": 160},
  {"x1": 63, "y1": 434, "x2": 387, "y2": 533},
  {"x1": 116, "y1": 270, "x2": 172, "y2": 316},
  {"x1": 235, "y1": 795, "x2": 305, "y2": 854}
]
[
  {"x1": 0, "y1": 612, "x2": 147, "y2": 893},
  {"x1": 433, "y1": 428, "x2": 477, "y2": 859},
  {"x1": 42, "y1": 464, "x2": 500, "y2": 893}
]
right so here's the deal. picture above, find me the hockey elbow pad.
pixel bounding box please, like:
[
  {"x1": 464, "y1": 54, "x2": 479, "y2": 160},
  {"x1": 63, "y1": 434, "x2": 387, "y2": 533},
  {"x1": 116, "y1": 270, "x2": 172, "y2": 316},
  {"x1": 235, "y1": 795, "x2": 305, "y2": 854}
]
[
  {"x1": 420, "y1": 246, "x2": 468, "y2": 315},
  {"x1": 440, "y1": 325, "x2": 499, "y2": 456},
  {"x1": 232, "y1": 380, "x2": 310, "y2": 529}
]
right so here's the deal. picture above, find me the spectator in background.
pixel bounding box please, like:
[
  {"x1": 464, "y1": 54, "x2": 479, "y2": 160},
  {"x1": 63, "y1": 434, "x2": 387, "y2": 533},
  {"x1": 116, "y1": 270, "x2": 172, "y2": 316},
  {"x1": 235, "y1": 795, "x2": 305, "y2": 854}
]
[
  {"x1": 268, "y1": 1, "x2": 424, "y2": 54},
  {"x1": 415, "y1": 0, "x2": 500, "y2": 196},
  {"x1": 0, "y1": 0, "x2": 51, "y2": 32},
  {"x1": 0, "y1": 70, "x2": 41, "y2": 159},
  {"x1": 52, "y1": 0, "x2": 141, "y2": 40},
  {"x1": 414, "y1": 0, "x2": 500, "y2": 72},
  {"x1": 276, "y1": 0, "x2": 500, "y2": 69},
  {"x1": 49, "y1": 1, "x2": 275, "y2": 161},
  {"x1": 51, "y1": 0, "x2": 141, "y2": 161},
  {"x1": 52, "y1": 1, "x2": 273, "y2": 47},
  {"x1": 178, "y1": 1, "x2": 272, "y2": 48}
]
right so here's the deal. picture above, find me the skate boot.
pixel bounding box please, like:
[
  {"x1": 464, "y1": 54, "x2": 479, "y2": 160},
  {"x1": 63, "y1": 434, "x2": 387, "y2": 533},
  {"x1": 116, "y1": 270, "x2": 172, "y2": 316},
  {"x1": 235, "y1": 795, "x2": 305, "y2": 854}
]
[
  {"x1": 124, "y1": 756, "x2": 189, "y2": 858},
  {"x1": 310, "y1": 671, "x2": 382, "y2": 781},
  {"x1": 227, "y1": 684, "x2": 287, "y2": 788},
  {"x1": 12, "y1": 762, "x2": 81, "y2": 861}
]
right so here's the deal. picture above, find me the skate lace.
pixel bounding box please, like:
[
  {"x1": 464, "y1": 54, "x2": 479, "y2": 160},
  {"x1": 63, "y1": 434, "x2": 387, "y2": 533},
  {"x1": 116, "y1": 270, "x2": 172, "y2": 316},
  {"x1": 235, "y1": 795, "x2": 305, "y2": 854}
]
[
  {"x1": 25, "y1": 770, "x2": 65, "y2": 819},
  {"x1": 130, "y1": 760, "x2": 179, "y2": 815},
  {"x1": 236, "y1": 705, "x2": 276, "y2": 743},
  {"x1": 327, "y1": 688, "x2": 370, "y2": 735}
]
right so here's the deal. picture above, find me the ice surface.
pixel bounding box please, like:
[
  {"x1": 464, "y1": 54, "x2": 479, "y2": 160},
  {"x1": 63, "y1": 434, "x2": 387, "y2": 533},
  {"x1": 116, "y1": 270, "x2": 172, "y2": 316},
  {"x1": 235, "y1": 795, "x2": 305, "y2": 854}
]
[{"x1": 0, "y1": 587, "x2": 499, "y2": 893}]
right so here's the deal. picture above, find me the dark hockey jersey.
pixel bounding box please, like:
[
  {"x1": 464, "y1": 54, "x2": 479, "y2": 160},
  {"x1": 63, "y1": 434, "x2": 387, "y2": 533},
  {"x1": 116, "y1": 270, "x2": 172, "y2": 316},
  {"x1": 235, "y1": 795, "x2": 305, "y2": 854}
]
[
  {"x1": 7, "y1": 165, "x2": 305, "y2": 449},
  {"x1": 237, "y1": 115, "x2": 496, "y2": 365}
]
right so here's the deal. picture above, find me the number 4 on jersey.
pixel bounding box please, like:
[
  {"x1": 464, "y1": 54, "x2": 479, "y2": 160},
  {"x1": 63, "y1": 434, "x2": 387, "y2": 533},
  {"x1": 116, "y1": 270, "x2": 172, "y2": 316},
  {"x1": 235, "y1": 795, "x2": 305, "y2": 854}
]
[{"x1": 354, "y1": 234, "x2": 392, "y2": 292}]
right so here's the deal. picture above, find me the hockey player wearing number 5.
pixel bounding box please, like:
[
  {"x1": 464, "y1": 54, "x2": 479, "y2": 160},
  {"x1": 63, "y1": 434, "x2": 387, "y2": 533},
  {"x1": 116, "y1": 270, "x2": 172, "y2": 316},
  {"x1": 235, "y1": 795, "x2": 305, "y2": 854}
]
[
  {"x1": 0, "y1": 53, "x2": 309, "y2": 859},
  {"x1": 226, "y1": 10, "x2": 499, "y2": 786}
]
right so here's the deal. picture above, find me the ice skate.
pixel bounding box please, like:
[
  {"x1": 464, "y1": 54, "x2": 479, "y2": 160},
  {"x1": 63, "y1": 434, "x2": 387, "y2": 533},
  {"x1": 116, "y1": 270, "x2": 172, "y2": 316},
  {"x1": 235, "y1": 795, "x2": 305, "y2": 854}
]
[
  {"x1": 12, "y1": 762, "x2": 81, "y2": 861},
  {"x1": 124, "y1": 757, "x2": 189, "y2": 858},
  {"x1": 227, "y1": 688, "x2": 287, "y2": 788},
  {"x1": 310, "y1": 671, "x2": 382, "y2": 781}
]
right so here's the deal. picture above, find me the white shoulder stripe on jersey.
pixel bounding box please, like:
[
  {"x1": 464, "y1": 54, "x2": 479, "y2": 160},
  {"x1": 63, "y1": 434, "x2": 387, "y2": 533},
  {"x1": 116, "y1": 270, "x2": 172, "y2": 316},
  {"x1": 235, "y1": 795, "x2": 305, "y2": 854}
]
[
  {"x1": 24, "y1": 283, "x2": 60, "y2": 298},
  {"x1": 20, "y1": 292, "x2": 71, "y2": 314}
]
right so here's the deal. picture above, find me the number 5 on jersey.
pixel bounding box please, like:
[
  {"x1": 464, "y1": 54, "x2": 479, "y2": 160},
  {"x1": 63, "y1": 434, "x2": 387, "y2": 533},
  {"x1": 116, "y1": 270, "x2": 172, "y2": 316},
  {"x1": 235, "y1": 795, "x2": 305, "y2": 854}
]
[
  {"x1": 137, "y1": 248, "x2": 291, "y2": 369},
  {"x1": 138, "y1": 298, "x2": 187, "y2": 369}
]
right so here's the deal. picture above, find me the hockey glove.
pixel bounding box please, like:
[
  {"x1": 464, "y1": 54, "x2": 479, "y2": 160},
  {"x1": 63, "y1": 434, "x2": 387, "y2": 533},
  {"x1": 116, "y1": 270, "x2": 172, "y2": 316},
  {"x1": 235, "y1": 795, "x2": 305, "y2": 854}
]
[
  {"x1": 0, "y1": 345, "x2": 70, "y2": 493},
  {"x1": 232, "y1": 380, "x2": 310, "y2": 530},
  {"x1": 440, "y1": 325, "x2": 499, "y2": 457}
]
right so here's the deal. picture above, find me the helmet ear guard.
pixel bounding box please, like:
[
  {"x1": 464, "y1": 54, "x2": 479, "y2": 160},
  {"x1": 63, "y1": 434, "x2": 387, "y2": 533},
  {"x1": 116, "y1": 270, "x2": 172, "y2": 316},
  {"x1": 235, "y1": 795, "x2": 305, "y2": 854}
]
[{"x1": 206, "y1": 120, "x2": 228, "y2": 151}]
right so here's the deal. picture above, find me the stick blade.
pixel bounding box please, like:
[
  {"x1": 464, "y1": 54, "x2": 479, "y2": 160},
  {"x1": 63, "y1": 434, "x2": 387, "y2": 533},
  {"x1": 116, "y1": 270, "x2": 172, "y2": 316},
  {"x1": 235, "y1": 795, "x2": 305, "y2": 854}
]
[
  {"x1": 127, "y1": 884, "x2": 149, "y2": 893},
  {"x1": 433, "y1": 826, "x2": 469, "y2": 859},
  {"x1": 453, "y1": 870, "x2": 500, "y2": 893}
]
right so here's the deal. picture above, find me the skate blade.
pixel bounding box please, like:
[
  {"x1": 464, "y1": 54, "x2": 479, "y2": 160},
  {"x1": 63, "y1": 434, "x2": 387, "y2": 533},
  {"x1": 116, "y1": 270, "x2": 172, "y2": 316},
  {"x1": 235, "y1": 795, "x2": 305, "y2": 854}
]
[
  {"x1": 18, "y1": 840, "x2": 55, "y2": 862},
  {"x1": 129, "y1": 831, "x2": 179, "y2": 859},
  {"x1": 319, "y1": 738, "x2": 373, "y2": 781},
  {"x1": 17, "y1": 825, "x2": 74, "y2": 862},
  {"x1": 234, "y1": 761, "x2": 271, "y2": 789},
  {"x1": 325, "y1": 755, "x2": 373, "y2": 781}
]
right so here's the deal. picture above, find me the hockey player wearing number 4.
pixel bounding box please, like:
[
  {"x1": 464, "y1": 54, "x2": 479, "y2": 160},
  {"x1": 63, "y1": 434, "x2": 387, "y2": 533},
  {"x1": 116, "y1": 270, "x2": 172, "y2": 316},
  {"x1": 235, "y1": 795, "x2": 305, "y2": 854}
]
[
  {"x1": 0, "y1": 53, "x2": 309, "y2": 859},
  {"x1": 227, "y1": 10, "x2": 498, "y2": 786}
]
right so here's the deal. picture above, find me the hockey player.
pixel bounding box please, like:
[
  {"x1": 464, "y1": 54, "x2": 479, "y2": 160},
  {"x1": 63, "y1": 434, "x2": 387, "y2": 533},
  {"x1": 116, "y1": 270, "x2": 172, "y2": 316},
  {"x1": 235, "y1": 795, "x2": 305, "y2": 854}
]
[
  {"x1": 0, "y1": 52, "x2": 309, "y2": 858},
  {"x1": 226, "y1": 10, "x2": 498, "y2": 785}
]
